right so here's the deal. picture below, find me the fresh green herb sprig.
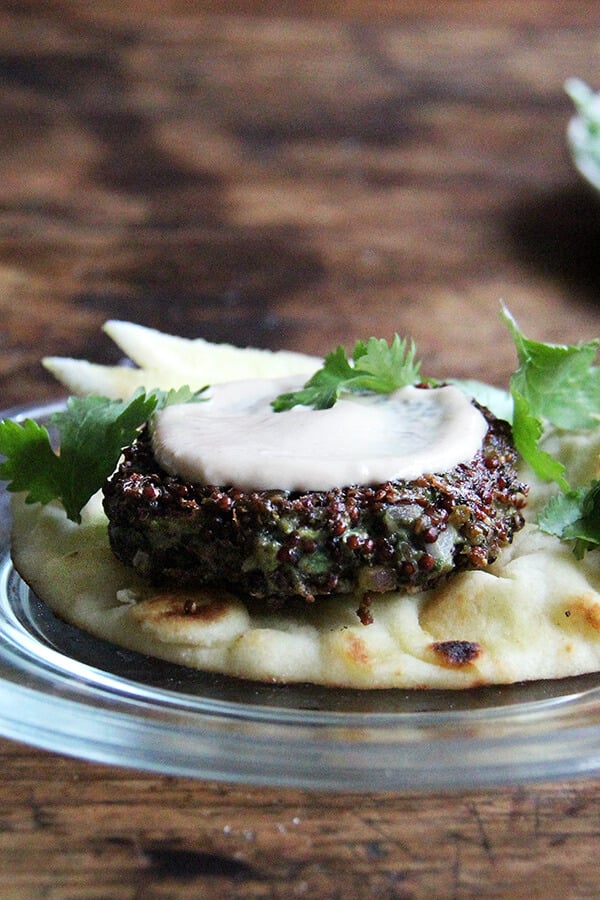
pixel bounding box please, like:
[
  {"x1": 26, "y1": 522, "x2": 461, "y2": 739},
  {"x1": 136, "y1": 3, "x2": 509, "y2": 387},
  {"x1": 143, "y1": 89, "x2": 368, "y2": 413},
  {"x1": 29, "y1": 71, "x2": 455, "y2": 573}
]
[
  {"x1": 0, "y1": 385, "x2": 206, "y2": 523},
  {"x1": 272, "y1": 335, "x2": 422, "y2": 411},
  {"x1": 538, "y1": 483, "x2": 600, "y2": 560},
  {"x1": 500, "y1": 305, "x2": 600, "y2": 556}
]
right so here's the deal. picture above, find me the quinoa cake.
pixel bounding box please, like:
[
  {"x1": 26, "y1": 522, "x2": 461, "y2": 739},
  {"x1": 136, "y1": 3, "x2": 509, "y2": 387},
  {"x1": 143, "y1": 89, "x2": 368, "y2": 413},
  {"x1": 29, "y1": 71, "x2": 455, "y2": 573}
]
[{"x1": 102, "y1": 405, "x2": 527, "y2": 614}]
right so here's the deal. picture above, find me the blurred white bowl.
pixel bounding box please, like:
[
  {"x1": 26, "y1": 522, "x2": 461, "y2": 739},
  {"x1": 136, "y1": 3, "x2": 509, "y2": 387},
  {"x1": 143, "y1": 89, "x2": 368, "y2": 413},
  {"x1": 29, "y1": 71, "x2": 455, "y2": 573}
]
[{"x1": 566, "y1": 77, "x2": 600, "y2": 192}]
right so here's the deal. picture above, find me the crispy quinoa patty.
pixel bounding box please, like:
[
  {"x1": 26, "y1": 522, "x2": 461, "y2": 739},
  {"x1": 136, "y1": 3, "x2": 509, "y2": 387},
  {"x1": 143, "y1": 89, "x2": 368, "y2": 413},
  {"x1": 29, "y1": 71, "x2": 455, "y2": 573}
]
[{"x1": 102, "y1": 406, "x2": 528, "y2": 609}]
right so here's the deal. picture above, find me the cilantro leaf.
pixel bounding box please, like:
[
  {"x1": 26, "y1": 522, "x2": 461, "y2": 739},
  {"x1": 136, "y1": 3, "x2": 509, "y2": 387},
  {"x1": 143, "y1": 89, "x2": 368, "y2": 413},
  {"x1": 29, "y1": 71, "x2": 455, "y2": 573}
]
[
  {"x1": 0, "y1": 417, "x2": 64, "y2": 503},
  {"x1": 49, "y1": 392, "x2": 160, "y2": 522},
  {"x1": 272, "y1": 335, "x2": 422, "y2": 411},
  {"x1": 273, "y1": 346, "x2": 355, "y2": 411},
  {"x1": 502, "y1": 306, "x2": 600, "y2": 489},
  {"x1": 503, "y1": 305, "x2": 600, "y2": 431},
  {"x1": 351, "y1": 336, "x2": 422, "y2": 393},
  {"x1": 502, "y1": 305, "x2": 600, "y2": 555},
  {"x1": 539, "y1": 482, "x2": 600, "y2": 559},
  {"x1": 152, "y1": 384, "x2": 209, "y2": 408},
  {"x1": 0, "y1": 386, "x2": 206, "y2": 523},
  {"x1": 510, "y1": 386, "x2": 570, "y2": 492},
  {"x1": 449, "y1": 379, "x2": 514, "y2": 423}
]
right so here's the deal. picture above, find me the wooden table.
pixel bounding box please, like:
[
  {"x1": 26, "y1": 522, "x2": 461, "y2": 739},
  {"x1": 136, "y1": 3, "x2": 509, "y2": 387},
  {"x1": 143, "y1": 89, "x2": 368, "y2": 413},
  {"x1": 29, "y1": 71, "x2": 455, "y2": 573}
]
[{"x1": 2, "y1": 1, "x2": 600, "y2": 895}]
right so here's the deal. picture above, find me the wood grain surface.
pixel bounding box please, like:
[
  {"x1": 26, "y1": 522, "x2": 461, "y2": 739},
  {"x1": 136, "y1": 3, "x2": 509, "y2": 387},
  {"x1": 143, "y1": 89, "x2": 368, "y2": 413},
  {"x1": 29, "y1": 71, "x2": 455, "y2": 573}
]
[{"x1": 3, "y1": 1, "x2": 600, "y2": 896}]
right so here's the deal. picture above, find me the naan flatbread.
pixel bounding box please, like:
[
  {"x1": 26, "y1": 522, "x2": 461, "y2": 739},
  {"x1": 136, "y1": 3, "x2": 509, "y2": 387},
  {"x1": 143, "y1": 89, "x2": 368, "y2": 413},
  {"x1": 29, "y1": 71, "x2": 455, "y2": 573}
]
[{"x1": 9, "y1": 325, "x2": 600, "y2": 688}]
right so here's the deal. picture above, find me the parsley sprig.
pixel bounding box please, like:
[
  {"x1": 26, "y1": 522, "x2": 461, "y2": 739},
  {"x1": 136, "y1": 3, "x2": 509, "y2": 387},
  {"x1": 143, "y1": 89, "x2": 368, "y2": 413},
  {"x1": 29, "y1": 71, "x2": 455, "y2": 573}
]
[
  {"x1": 0, "y1": 385, "x2": 205, "y2": 522},
  {"x1": 272, "y1": 335, "x2": 422, "y2": 411}
]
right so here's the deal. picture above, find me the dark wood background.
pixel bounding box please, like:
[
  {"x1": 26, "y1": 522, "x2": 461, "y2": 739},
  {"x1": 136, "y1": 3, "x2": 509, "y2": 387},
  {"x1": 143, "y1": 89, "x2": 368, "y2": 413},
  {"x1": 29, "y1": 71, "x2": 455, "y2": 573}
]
[{"x1": 3, "y1": 2, "x2": 600, "y2": 895}]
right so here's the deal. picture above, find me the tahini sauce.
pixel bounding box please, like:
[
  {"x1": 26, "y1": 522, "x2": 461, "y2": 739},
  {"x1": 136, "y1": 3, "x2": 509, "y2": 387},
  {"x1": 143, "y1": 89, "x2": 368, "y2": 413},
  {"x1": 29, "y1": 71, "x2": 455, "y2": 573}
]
[{"x1": 151, "y1": 377, "x2": 489, "y2": 491}]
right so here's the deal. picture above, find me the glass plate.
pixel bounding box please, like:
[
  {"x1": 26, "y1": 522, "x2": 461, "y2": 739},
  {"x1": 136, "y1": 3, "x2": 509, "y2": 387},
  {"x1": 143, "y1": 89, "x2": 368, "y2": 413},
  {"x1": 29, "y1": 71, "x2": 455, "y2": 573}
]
[{"x1": 2, "y1": 402, "x2": 600, "y2": 791}]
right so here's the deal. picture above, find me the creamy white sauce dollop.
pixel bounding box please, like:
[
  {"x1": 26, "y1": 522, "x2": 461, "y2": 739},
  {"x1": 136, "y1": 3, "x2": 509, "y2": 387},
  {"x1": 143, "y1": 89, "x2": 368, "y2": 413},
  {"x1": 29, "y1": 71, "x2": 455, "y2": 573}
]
[{"x1": 150, "y1": 377, "x2": 488, "y2": 491}]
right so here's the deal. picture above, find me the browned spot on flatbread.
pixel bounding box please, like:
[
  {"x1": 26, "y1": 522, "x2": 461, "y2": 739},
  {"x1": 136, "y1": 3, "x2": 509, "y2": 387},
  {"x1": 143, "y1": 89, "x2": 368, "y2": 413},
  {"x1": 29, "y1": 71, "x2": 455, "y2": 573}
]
[
  {"x1": 582, "y1": 600, "x2": 600, "y2": 631},
  {"x1": 564, "y1": 594, "x2": 600, "y2": 632},
  {"x1": 431, "y1": 640, "x2": 481, "y2": 668},
  {"x1": 182, "y1": 595, "x2": 228, "y2": 621},
  {"x1": 132, "y1": 590, "x2": 233, "y2": 625},
  {"x1": 346, "y1": 634, "x2": 371, "y2": 667}
]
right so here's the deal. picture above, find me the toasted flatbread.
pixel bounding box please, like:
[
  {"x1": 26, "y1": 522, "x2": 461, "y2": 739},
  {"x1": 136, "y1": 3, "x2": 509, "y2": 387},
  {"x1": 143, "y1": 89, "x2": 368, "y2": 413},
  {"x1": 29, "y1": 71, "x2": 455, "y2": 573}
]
[{"x1": 9, "y1": 326, "x2": 600, "y2": 688}]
